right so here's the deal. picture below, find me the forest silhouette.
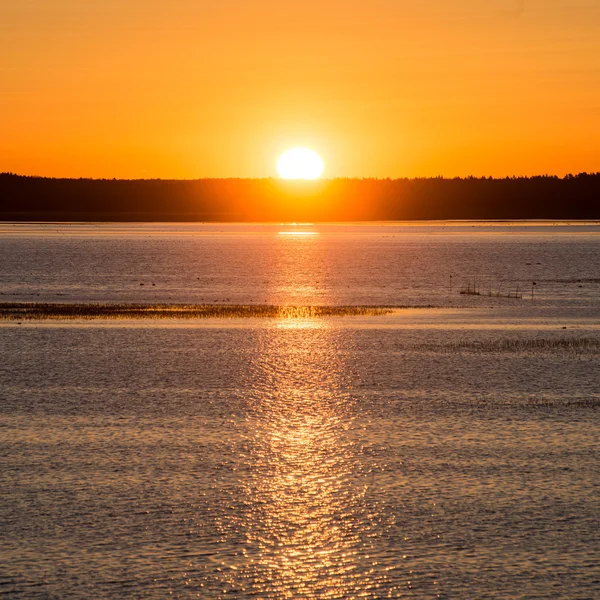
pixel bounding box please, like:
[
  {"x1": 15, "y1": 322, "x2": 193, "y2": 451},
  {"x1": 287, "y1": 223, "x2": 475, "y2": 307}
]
[{"x1": 1, "y1": 172, "x2": 598, "y2": 222}]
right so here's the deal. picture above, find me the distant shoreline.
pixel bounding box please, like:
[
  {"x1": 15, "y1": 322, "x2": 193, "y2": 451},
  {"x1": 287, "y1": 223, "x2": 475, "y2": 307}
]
[
  {"x1": 2, "y1": 173, "x2": 599, "y2": 221},
  {"x1": 2, "y1": 218, "x2": 600, "y2": 225}
]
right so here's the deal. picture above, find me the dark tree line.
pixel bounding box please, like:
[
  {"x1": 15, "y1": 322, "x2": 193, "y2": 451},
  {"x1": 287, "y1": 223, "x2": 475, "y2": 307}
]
[{"x1": 0, "y1": 172, "x2": 598, "y2": 221}]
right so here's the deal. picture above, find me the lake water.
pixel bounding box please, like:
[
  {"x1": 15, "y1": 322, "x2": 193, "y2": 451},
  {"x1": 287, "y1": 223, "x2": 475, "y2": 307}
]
[{"x1": 1, "y1": 222, "x2": 599, "y2": 598}]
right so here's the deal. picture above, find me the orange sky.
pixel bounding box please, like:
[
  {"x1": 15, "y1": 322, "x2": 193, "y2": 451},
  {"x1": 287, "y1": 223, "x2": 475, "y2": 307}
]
[{"x1": 1, "y1": 0, "x2": 599, "y2": 179}]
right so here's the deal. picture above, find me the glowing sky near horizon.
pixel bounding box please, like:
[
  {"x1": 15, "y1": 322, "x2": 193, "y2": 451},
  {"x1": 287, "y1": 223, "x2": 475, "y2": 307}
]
[{"x1": 1, "y1": 0, "x2": 599, "y2": 179}]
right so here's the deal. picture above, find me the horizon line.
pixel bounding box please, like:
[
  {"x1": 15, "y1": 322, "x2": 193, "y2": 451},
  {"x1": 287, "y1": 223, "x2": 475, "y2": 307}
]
[{"x1": 2, "y1": 172, "x2": 599, "y2": 183}]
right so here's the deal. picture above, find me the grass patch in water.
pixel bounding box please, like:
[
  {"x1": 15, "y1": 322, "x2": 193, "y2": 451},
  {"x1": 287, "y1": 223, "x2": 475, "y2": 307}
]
[
  {"x1": 0, "y1": 302, "x2": 396, "y2": 321},
  {"x1": 423, "y1": 338, "x2": 600, "y2": 354}
]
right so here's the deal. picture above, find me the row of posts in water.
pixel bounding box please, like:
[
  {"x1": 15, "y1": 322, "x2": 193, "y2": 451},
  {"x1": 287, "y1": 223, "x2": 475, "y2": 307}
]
[{"x1": 450, "y1": 276, "x2": 537, "y2": 300}]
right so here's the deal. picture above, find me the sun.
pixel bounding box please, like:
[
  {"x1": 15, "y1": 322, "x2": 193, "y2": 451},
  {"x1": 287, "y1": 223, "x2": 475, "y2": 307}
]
[{"x1": 276, "y1": 148, "x2": 324, "y2": 180}]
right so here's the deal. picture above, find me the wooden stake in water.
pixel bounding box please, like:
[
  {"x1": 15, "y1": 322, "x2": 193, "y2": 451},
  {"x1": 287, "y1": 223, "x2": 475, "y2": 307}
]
[{"x1": 532, "y1": 281, "x2": 536, "y2": 301}]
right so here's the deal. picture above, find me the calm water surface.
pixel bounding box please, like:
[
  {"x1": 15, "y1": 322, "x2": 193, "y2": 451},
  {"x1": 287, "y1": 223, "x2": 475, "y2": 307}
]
[
  {"x1": 1, "y1": 223, "x2": 599, "y2": 598},
  {"x1": 1, "y1": 221, "x2": 599, "y2": 306}
]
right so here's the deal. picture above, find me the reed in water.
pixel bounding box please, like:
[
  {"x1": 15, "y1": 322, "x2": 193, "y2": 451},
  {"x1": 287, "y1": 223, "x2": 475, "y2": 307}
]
[{"x1": 0, "y1": 302, "x2": 396, "y2": 321}]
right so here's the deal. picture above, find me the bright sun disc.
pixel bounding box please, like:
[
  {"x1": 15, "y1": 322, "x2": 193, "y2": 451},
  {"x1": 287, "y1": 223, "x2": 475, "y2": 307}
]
[{"x1": 276, "y1": 148, "x2": 324, "y2": 180}]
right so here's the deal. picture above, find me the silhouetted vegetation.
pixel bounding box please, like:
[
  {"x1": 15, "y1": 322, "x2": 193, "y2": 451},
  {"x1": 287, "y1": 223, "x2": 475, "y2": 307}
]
[
  {"x1": 0, "y1": 302, "x2": 394, "y2": 320},
  {"x1": 0, "y1": 172, "x2": 599, "y2": 221}
]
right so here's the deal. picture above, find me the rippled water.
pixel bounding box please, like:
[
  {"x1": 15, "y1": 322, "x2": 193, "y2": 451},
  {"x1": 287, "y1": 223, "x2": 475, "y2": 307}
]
[
  {"x1": 1, "y1": 223, "x2": 599, "y2": 598},
  {"x1": 1, "y1": 221, "x2": 599, "y2": 307}
]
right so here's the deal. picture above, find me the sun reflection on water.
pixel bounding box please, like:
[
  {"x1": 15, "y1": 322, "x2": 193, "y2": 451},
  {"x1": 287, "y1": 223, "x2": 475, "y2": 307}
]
[
  {"x1": 210, "y1": 314, "x2": 393, "y2": 598},
  {"x1": 277, "y1": 231, "x2": 318, "y2": 236},
  {"x1": 240, "y1": 326, "x2": 375, "y2": 597},
  {"x1": 210, "y1": 232, "x2": 393, "y2": 597}
]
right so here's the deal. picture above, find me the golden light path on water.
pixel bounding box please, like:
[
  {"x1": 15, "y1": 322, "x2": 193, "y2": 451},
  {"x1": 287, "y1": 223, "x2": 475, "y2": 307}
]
[
  {"x1": 216, "y1": 231, "x2": 394, "y2": 597},
  {"x1": 232, "y1": 322, "x2": 387, "y2": 597}
]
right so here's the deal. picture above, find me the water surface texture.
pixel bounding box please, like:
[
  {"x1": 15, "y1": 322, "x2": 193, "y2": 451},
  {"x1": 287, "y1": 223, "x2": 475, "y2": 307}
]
[
  {"x1": 1, "y1": 223, "x2": 599, "y2": 598},
  {"x1": 1, "y1": 221, "x2": 599, "y2": 307}
]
